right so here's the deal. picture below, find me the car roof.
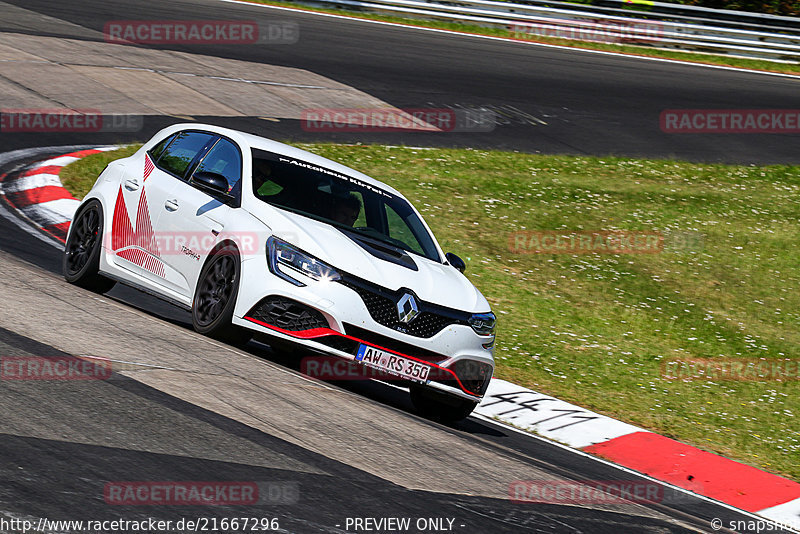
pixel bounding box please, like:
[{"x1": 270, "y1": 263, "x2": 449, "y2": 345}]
[{"x1": 161, "y1": 123, "x2": 406, "y2": 199}]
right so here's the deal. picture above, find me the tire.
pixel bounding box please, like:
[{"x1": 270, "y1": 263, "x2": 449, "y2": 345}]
[
  {"x1": 410, "y1": 386, "x2": 478, "y2": 422},
  {"x1": 192, "y1": 244, "x2": 251, "y2": 345},
  {"x1": 63, "y1": 200, "x2": 116, "y2": 293}
]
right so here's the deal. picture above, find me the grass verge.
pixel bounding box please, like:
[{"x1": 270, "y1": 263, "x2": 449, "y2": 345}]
[
  {"x1": 59, "y1": 145, "x2": 139, "y2": 200},
  {"x1": 242, "y1": 0, "x2": 800, "y2": 75},
  {"x1": 63, "y1": 144, "x2": 800, "y2": 481}
]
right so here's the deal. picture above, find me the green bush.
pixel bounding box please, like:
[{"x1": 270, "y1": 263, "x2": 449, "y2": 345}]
[{"x1": 661, "y1": 0, "x2": 798, "y2": 16}]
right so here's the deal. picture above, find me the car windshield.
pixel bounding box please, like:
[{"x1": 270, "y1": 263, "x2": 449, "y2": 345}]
[{"x1": 250, "y1": 149, "x2": 440, "y2": 262}]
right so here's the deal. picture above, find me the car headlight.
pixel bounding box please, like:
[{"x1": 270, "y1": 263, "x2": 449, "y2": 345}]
[
  {"x1": 468, "y1": 312, "x2": 496, "y2": 337},
  {"x1": 267, "y1": 236, "x2": 341, "y2": 287}
]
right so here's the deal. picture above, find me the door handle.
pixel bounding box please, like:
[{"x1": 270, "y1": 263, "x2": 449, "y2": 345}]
[
  {"x1": 124, "y1": 179, "x2": 139, "y2": 191},
  {"x1": 164, "y1": 199, "x2": 179, "y2": 212}
]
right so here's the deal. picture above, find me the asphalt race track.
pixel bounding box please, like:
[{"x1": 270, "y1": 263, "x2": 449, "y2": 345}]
[
  {"x1": 1, "y1": 0, "x2": 800, "y2": 163},
  {"x1": 0, "y1": 1, "x2": 798, "y2": 533}
]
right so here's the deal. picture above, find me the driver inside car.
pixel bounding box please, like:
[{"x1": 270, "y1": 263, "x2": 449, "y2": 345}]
[
  {"x1": 252, "y1": 158, "x2": 275, "y2": 197},
  {"x1": 330, "y1": 194, "x2": 361, "y2": 227}
]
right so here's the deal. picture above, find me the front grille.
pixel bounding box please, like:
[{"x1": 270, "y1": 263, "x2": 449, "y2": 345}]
[
  {"x1": 338, "y1": 276, "x2": 469, "y2": 338},
  {"x1": 246, "y1": 296, "x2": 328, "y2": 331},
  {"x1": 343, "y1": 324, "x2": 449, "y2": 364}
]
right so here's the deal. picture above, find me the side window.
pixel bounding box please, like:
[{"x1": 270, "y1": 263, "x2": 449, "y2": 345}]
[
  {"x1": 147, "y1": 134, "x2": 175, "y2": 163},
  {"x1": 252, "y1": 158, "x2": 283, "y2": 198},
  {"x1": 192, "y1": 138, "x2": 242, "y2": 193},
  {"x1": 157, "y1": 131, "x2": 215, "y2": 179}
]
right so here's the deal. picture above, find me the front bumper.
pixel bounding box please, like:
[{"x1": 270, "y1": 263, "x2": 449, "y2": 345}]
[
  {"x1": 241, "y1": 309, "x2": 493, "y2": 400},
  {"x1": 232, "y1": 247, "x2": 495, "y2": 400},
  {"x1": 234, "y1": 306, "x2": 494, "y2": 402}
]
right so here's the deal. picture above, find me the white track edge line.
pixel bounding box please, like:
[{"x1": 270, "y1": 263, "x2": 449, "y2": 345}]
[
  {"x1": 0, "y1": 200, "x2": 61, "y2": 247},
  {"x1": 219, "y1": 0, "x2": 800, "y2": 81},
  {"x1": 471, "y1": 412, "x2": 800, "y2": 532},
  {"x1": 0, "y1": 146, "x2": 121, "y2": 247}
]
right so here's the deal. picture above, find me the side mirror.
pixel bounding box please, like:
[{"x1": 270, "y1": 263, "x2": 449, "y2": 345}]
[
  {"x1": 193, "y1": 171, "x2": 235, "y2": 204},
  {"x1": 445, "y1": 252, "x2": 466, "y2": 273}
]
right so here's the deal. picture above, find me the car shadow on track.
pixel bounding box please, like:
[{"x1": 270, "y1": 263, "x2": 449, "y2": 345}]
[
  {"x1": 245, "y1": 337, "x2": 504, "y2": 437},
  {"x1": 99, "y1": 285, "x2": 505, "y2": 437}
]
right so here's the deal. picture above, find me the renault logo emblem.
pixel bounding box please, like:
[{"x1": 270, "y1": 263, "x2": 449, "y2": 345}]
[{"x1": 397, "y1": 293, "x2": 419, "y2": 323}]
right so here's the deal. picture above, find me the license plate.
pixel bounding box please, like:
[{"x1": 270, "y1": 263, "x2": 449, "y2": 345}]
[{"x1": 355, "y1": 344, "x2": 430, "y2": 382}]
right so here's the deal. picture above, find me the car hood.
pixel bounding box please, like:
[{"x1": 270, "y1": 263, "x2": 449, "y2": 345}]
[{"x1": 248, "y1": 203, "x2": 490, "y2": 313}]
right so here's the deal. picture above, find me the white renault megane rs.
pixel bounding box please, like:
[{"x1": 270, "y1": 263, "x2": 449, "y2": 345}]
[{"x1": 63, "y1": 123, "x2": 495, "y2": 420}]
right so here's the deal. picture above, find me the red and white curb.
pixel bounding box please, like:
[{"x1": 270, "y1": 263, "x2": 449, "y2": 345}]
[
  {"x1": 0, "y1": 147, "x2": 117, "y2": 242},
  {"x1": 3, "y1": 147, "x2": 800, "y2": 531},
  {"x1": 476, "y1": 379, "x2": 800, "y2": 527}
]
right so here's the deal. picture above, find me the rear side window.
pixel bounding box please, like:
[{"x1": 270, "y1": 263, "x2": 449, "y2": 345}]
[
  {"x1": 147, "y1": 134, "x2": 175, "y2": 163},
  {"x1": 157, "y1": 131, "x2": 215, "y2": 178},
  {"x1": 192, "y1": 137, "x2": 242, "y2": 192}
]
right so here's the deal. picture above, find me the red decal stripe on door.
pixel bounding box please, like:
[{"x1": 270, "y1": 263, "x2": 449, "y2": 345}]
[
  {"x1": 111, "y1": 184, "x2": 165, "y2": 277},
  {"x1": 143, "y1": 154, "x2": 154, "y2": 181}
]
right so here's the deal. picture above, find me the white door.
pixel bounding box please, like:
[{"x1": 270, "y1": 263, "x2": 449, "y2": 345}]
[
  {"x1": 112, "y1": 130, "x2": 217, "y2": 291},
  {"x1": 156, "y1": 136, "x2": 242, "y2": 298}
]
